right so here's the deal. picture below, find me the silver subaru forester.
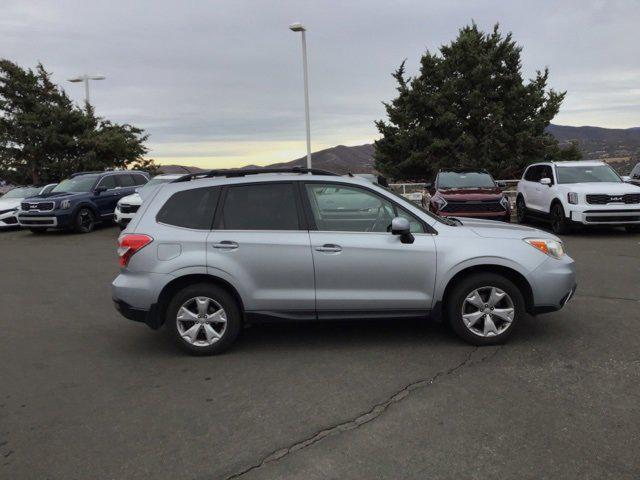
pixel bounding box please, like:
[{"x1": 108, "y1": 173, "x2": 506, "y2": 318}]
[{"x1": 112, "y1": 168, "x2": 576, "y2": 355}]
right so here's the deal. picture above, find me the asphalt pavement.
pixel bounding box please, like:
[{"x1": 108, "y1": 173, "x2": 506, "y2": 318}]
[{"x1": 0, "y1": 223, "x2": 638, "y2": 479}]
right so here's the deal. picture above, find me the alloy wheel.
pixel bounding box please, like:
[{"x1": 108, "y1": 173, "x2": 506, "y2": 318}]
[
  {"x1": 176, "y1": 296, "x2": 227, "y2": 347},
  {"x1": 79, "y1": 209, "x2": 94, "y2": 232},
  {"x1": 461, "y1": 286, "x2": 515, "y2": 337}
]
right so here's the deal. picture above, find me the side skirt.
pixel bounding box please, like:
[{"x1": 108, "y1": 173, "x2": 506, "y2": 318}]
[{"x1": 245, "y1": 309, "x2": 430, "y2": 323}]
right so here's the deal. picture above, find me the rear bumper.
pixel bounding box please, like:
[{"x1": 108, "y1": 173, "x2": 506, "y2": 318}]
[{"x1": 113, "y1": 298, "x2": 160, "y2": 329}]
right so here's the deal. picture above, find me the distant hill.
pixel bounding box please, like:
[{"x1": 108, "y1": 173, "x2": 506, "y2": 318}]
[{"x1": 158, "y1": 124, "x2": 640, "y2": 177}]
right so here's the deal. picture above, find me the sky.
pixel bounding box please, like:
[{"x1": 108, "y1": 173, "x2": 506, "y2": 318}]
[{"x1": 2, "y1": 0, "x2": 639, "y2": 168}]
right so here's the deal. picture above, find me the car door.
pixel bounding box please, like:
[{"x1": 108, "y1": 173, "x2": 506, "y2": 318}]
[
  {"x1": 538, "y1": 165, "x2": 556, "y2": 213},
  {"x1": 523, "y1": 165, "x2": 543, "y2": 211},
  {"x1": 93, "y1": 175, "x2": 119, "y2": 216},
  {"x1": 303, "y1": 181, "x2": 437, "y2": 316},
  {"x1": 207, "y1": 181, "x2": 315, "y2": 315}
]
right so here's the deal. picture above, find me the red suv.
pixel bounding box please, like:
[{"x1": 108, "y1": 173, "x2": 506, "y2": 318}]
[{"x1": 426, "y1": 169, "x2": 510, "y2": 221}]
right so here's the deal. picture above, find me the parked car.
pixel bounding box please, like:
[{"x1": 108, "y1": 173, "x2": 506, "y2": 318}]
[
  {"x1": 0, "y1": 184, "x2": 57, "y2": 229},
  {"x1": 18, "y1": 170, "x2": 149, "y2": 233},
  {"x1": 629, "y1": 162, "x2": 640, "y2": 187},
  {"x1": 115, "y1": 174, "x2": 183, "y2": 229},
  {"x1": 516, "y1": 160, "x2": 640, "y2": 234},
  {"x1": 112, "y1": 167, "x2": 576, "y2": 355},
  {"x1": 427, "y1": 169, "x2": 510, "y2": 221}
]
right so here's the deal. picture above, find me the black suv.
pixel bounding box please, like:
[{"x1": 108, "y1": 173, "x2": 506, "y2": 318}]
[{"x1": 18, "y1": 170, "x2": 148, "y2": 233}]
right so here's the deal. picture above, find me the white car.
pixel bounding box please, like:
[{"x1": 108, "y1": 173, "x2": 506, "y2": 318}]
[
  {"x1": 115, "y1": 174, "x2": 183, "y2": 229},
  {"x1": 0, "y1": 184, "x2": 57, "y2": 229},
  {"x1": 516, "y1": 160, "x2": 640, "y2": 234}
]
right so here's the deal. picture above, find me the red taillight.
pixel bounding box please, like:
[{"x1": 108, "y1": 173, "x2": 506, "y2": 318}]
[{"x1": 117, "y1": 234, "x2": 153, "y2": 267}]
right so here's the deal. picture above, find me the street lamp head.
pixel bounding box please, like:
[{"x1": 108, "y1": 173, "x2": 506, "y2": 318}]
[
  {"x1": 289, "y1": 22, "x2": 306, "y2": 32},
  {"x1": 89, "y1": 75, "x2": 106, "y2": 81},
  {"x1": 68, "y1": 77, "x2": 84, "y2": 83}
]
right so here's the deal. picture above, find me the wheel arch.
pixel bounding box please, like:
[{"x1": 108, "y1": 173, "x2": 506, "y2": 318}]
[
  {"x1": 440, "y1": 264, "x2": 535, "y2": 316},
  {"x1": 154, "y1": 273, "x2": 245, "y2": 328}
]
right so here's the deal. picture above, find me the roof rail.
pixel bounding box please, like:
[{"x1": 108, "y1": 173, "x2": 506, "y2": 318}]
[
  {"x1": 171, "y1": 167, "x2": 338, "y2": 183},
  {"x1": 69, "y1": 171, "x2": 105, "y2": 178}
]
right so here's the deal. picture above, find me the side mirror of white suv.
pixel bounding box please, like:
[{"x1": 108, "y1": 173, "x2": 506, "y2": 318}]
[{"x1": 539, "y1": 178, "x2": 552, "y2": 186}]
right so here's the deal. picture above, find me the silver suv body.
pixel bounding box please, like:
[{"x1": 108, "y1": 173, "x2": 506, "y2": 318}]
[{"x1": 112, "y1": 168, "x2": 576, "y2": 354}]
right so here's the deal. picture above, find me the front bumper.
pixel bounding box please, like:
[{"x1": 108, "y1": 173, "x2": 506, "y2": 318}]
[
  {"x1": 0, "y1": 210, "x2": 19, "y2": 228},
  {"x1": 529, "y1": 254, "x2": 577, "y2": 314},
  {"x1": 18, "y1": 212, "x2": 71, "y2": 228},
  {"x1": 569, "y1": 206, "x2": 640, "y2": 225},
  {"x1": 114, "y1": 207, "x2": 134, "y2": 226}
]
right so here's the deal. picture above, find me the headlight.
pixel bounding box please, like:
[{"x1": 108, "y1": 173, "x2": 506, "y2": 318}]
[
  {"x1": 432, "y1": 196, "x2": 447, "y2": 210},
  {"x1": 500, "y1": 196, "x2": 510, "y2": 210},
  {"x1": 524, "y1": 238, "x2": 565, "y2": 259},
  {"x1": 567, "y1": 192, "x2": 578, "y2": 204},
  {"x1": 0, "y1": 208, "x2": 17, "y2": 215},
  {"x1": 59, "y1": 199, "x2": 71, "y2": 210}
]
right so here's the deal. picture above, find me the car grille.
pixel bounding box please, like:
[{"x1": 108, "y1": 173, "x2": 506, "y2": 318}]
[
  {"x1": 119, "y1": 204, "x2": 140, "y2": 214},
  {"x1": 586, "y1": 215, "x2": 640, "y2": 223},
  {"x1": 20, "y1": 201, "x2": 55, "y2": 212},
  {"x1": 586, "y1": 194, "x2": 640, "y2": 205},
  {"x1": 441, "y1": 200, "x2": 505, "y2": 213}
]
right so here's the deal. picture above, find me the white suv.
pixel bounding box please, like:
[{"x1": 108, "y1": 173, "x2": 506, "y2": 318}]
[{"x1": 516, "y1": 160, "x2": 640, "y2": 234}]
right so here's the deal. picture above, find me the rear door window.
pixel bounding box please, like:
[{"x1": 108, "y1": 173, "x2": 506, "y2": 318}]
[
  {"x1": 98, "y1": 175, "x2": 117, "y2": 190},
  {"x1": 219, "y1": 183, "x2": 300, "y2": 230},
  {"x1": 157, "y1": 187, "x2": 221, "y2": 230},
  {"x1": 116, "y1": 175, "x2": 136, "y2": 188}
]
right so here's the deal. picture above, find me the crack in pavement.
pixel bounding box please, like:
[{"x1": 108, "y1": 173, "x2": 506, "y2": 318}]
[
  {"x1": 223, "y1": 345, "x2": 501, "y2": 480},
  {"x1": 575, "y1": 293, "x2": 639, "y2": 303}
]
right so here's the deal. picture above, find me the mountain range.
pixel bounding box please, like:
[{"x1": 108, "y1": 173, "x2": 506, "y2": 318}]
[{"x1": 159, "y1": 124, "x2": 640, "y2": 176}]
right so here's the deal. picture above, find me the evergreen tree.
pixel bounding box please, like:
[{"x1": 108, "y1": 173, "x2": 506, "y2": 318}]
[
  {"x1": 0, "y1": 60, "x2": 155, "y2": 184},
  {"x1": 374, "y1": 23, "x2": 581, "y2": 180}
]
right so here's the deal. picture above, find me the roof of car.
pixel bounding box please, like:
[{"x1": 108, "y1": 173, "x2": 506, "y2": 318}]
[
  {"x1": 70, "y1": 170, "x2": 148, "y2": 178},
  {"x1": 529, "y1": 160, "x2": 606, "y2": 168}
]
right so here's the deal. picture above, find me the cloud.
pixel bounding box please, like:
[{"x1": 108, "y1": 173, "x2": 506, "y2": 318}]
[{"x1": 2, "y1": 0, "x2": 638, "y2": 166}]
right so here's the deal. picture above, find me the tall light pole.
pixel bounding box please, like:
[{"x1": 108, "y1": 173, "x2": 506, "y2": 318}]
[
  {"x1": 289, "y1": 22, "x2": 312, "y2": 169},
  {"x1": 68, "y1": 74, "x2": 106, "y2": 107}
]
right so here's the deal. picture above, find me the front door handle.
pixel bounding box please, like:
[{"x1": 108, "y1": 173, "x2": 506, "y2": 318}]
[
  {"x1": 212, "y1": 241, "x2": 239, "y2": 250},
  {"x1": 315, "y1": 244, "x2": 342, "y2": 253}
]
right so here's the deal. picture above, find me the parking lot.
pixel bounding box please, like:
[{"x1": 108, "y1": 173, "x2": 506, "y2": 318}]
[{"x1": 1, "y1": 225, "x2": 639, "y2": 479}]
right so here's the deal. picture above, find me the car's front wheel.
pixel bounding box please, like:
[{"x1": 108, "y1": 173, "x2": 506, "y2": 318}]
[
  {"x1": 551, "y1": 202, "x2": 571, "y2": 235},
  {"x1": 516, "y1": 196, "x2": 528, "y2": 223},
  {"x1": 73, "y1": 207, "x2": 96, "y2": 233},
  {"x1": 446, "y1": 273, "x2": 525, "y2": 346},
  {"x1": 166, "y1": 283, "x2": 241, "y2": 355}
]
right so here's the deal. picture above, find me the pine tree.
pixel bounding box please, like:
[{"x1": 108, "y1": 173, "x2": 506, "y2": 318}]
[
  {"x1": 0, "y1": 60, "x2": 155, "y2": 184},
  {"x1": 374, "y1": 23, "x2": 581, "y2": 180}
]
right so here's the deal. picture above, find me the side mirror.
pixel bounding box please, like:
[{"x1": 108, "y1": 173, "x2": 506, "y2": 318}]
[
  {"x1": 539, "y1": 177, "x2": 552, "y2": 186},
  {"x1": 497, "y1": 181, "x2": 507, "y2": 188},
  {"x1": 391, "y1": 217, "x2": 415, "y2": 244},
  {"x1": 94, "y1": 186, "x2": 107, "y2": 194},
  {"x1": 621, "y1": 175, "x2": 631, "y2": 182}
]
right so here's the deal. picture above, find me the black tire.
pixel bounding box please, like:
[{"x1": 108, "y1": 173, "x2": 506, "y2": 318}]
[
  {"x1": 550, "y1": 202, "x2": 570, "y2": 235},
  {"x1": 446, "y1": 273, "x2": 525, "y2": 346},
  {"x1": 515, "y1": 196, "x2": 528, "y2": 224},
  {"x1": 625, "y1": 224, "x2": 640, "y2": 233},
  {"x1": 166, "y1": 283, "x2": 242, "y2": 355},
  {"x1": 29, "y1": 228, "x2": 47, "y2": 234},
  {"x1": 73, "y1": 207, "x2": 96, "y2": 234}
]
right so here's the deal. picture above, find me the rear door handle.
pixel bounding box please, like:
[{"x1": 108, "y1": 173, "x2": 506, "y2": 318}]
[
  {"x1": 212, "y1": 241, "x2": 239, "y2": 250},
  {"x1": 315, "y1": 244, "x2": 342, "y2": 253}
]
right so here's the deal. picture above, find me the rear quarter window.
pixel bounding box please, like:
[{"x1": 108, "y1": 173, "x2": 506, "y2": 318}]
[{"x1": 156, "y1": 187, "x2": 221, "y2": 229}]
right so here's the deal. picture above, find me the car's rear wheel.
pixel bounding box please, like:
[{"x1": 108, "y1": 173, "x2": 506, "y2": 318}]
[
  {"x1": 551, "y1": 202, "x2": 570, "y2": 234},
  {"x1": 73, "y1": 208, "x2": 96, "y2": 234},
  {"x1": 625, "y1": 224, "x2": 640, "y2": 233},
  {"x1": 516, "y1": 196, "x2": 528, "y2": 223},
  {"x1": 446, "y1": 273, "x2": 525, "y2": 346},
  {"x1": 166, "y1": 283, "x2": 241, "y2": 355}
]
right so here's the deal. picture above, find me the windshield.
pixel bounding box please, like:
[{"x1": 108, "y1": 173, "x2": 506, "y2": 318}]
[
  {"x1": 52, "y1": 176, "x2": 98, "y2": 193},
  {"x1": 2, "y1": 187, "x2": 41, "y2": 199},
  {"x1": 140, "y1": 177, "x2": 172, "y2": 192},
  {"x1": 438, "y1": 171, "x2": 496, "y2": 189},
  {"x1": 556, "y1": 165, "x2": 621, "y2": 184}
]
